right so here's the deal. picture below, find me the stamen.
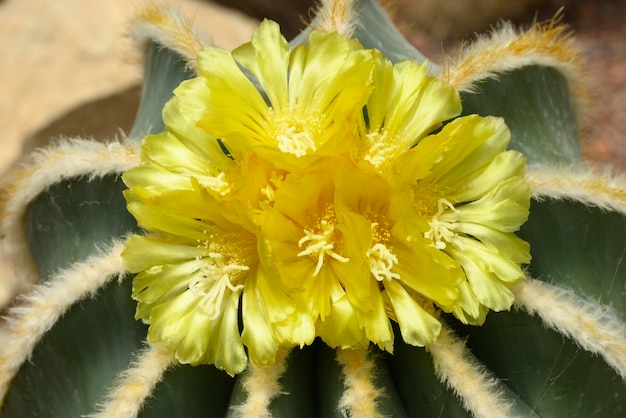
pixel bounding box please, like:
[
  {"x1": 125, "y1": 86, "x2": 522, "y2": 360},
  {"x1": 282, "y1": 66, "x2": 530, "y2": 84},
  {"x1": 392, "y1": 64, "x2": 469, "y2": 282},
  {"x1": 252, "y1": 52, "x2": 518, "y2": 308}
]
[
  {"x1": 297, "y1": 217, "x2": 349, "y2": 276},
  {"x1": 364, "y1": 219, "x2": 400, "y2": 282},
  {"x1": 364, "y1": 131, "x2": 400, "y2": 168},
  {"x1": 269, "y1": 112, "x2": 322, "y2": 157},
  {"x1": 191, "y1": 248, "x2": 249, "y2": 319},
  {"x1": 367, "y1": 243, "x2": 400, "y2": 281},
  {"x1": 206, "y1": 172, "x2": 230, "y2": 195},
  {"x1": 260, "y1": 171, "x2": 286, "y2": 201},
  {"x1": 276, "y1": 127, "x2": 317, "y2": 157},
  {"x1": 425, "y1": 198, "x2": 460, "y2": 250}
]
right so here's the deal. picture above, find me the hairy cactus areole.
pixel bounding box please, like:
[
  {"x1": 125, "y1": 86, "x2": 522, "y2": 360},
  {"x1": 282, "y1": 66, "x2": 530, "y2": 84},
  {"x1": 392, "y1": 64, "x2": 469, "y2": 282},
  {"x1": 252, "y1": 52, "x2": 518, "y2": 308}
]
[{"x1": 1, "y1": 1, "x2": 625, "y2": 417}]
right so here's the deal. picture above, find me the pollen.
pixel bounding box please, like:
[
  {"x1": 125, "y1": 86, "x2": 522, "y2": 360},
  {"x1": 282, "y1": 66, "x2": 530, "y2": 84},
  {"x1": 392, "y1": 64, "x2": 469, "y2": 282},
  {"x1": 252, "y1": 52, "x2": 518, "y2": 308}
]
[
  {"x1": 297, "y1": 207, "x2": 349, "y2": 276},
  {"x1": 268, "y1": 111, "x2": 322, "y2": 157},
  {"x1": 413, "y1": 183, "x2": 445, "y2": 218}
]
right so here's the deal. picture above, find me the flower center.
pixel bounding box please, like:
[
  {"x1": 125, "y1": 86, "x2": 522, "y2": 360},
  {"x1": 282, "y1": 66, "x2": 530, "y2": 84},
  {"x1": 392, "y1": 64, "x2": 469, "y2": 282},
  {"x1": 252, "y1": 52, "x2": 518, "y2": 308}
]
[
  {"x1": 366, "y1": 221, "x2": 400, "y2": 282},
  {"x1": 412, "y1": 183, "x2": 444, "y2": 217},
  {"x1": 424, "y1": 198, "x2": 460, "y2": 250},
  {"x1": 260, "y1": 170, "x2": 286, "y2": 202},
  {"x1": 363, "y1": 131, "x2": 402, "y2": 168},
  {"x1": 191, "y1": 234, "x2": 252, "y2": 318},
  {"x1": 269, "y1": 111, "x2": 322, "y2": 157},
  {"x1": 297, "y1": 207, "x2": 349, "y2": 276},
  {"x1": 196, "y1": 171, "x2": 231, "y2": 196}
]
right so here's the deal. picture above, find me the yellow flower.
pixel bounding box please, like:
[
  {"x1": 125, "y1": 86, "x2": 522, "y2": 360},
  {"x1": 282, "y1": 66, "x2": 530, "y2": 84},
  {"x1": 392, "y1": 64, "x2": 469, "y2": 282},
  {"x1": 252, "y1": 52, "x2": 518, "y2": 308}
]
[
  {"x1": 122, "y1": 18, "x2": 531, "y2": 374},
  {"x1": 395, "y1": 114, "x2": 532, "y2": 324},
  {"x1": 123, "y1": 186, "x2": 256, "y2": 374},
  {"x1": 181, "y1": 19, "x2": 375, "y2": 170},
  {"x1": 123, "y1": 178, "x2": 318, "y2": 375},
  {"x1": 122, "y1": 95, "x2": 235, "y2": 198},
  {"x1": 123, "y1": 102, "x2": 310, "y2": 375},
  {"x1": 359, "y1": 51, "x2": 461, "y2": 172},
  {"x1": 256, "y1": 159, "x2": 464, "y2": 350}
]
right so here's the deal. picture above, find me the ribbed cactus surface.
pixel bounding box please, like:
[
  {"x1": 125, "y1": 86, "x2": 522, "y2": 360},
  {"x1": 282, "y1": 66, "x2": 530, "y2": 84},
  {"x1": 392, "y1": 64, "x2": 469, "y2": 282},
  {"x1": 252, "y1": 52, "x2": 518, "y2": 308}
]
[{"x1": 1, "y1": 1, "x2": 624, "y2": 417}]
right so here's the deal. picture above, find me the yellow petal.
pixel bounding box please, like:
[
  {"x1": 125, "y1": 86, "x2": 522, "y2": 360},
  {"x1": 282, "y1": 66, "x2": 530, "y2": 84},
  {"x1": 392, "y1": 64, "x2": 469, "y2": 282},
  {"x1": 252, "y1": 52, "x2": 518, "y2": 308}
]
[
  {"x1": 123, "y1": 235, "x2": 205, "y2": 272},
  {"x1": 162, "y1": 94, "x2": 234, "y2": 172},
  {"x1": 455, "y1": 237, "x2": 526, "y2": 283},
  {"x1": 232, "y1": 19, "x2": 290, "y2": 111},
  {"x1": 447, "y1": 151, "x2": 526, "y2": 203},
  {"x1": 448, "y1": 247, "x2": 515, "y2": 311},
  {"x1": 419, "y1": 115, "x2": 509, "y2": 186},
  {"x1": 147, "y1": 290, "x2": 210, "y2": 362},
  {"x1": 454, "y1": 223, "x2": 531, "y2": 265},
  {"x1": 442, "y1": 281, "x2": 489, "y2": 325},
  {"x1": 196, "y1": 47, "x2": 270, "y2": 148},
  {"x1": 384, "y1": 280, "x2": 442, "y2": 347},
  {"x1": 290, "y1": 30, "x2": 373, "y2": 115},
  {"x1": 456, "y1": 176, "x2": 531, "y2": 232},
  {"x1": 252, "y1": 257, "x2": 296, "y2": 323},
  {"x1": 123, "y1": 164, "x2": 194, "y2": 195},
  {"x1": 390, "y1": 228, "x2": 461, "y2": 306},
  {"x1": 132, "y1": 262, "x2": 198, "y2": 310},
  {"x1": 355, "y1": 279, "x2": 395, "y2": 351},
  {"x1": 316, "y1": 292, "x2": 370, "y2": 349},
  {"x1": 211, "y1": 291, "x2": 248, "y2": 375},
  {"x1": 141, "y1": 132, "x2": 213, "y2": 176},
  {"x1": 271, "y1": 309, "x2": 316, "y2": 348},
  {"x1": 241, "y1": 279, "x2": 280, "y2": 365},
  {"x1": 126, "y1": 198, "x2": 209, "y2": 241},
  {"x1": 367, "y1": 55, "x2": 461, "y2": 149}
]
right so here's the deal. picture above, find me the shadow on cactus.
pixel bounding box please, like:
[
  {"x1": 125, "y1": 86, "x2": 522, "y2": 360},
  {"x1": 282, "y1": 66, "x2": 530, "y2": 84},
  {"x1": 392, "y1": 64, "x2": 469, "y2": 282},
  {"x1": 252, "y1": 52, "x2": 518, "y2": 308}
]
[{"x1": 1, "y1": 0, "x2": 625, "y2": 417}]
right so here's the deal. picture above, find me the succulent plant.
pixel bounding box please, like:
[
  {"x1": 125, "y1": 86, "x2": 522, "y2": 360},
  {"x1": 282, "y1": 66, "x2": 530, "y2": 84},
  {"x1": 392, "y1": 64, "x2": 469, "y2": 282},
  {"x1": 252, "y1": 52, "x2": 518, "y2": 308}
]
[{"x1": 1, "y1": 0, "x2": 624, "y2": 417}]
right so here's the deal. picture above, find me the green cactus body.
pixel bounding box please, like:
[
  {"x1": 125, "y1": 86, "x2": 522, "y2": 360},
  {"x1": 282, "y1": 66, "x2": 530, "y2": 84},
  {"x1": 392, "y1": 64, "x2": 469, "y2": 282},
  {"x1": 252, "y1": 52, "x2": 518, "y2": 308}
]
[{"x1": 1, "y1": 1, "x2": 625, "y2": 417}]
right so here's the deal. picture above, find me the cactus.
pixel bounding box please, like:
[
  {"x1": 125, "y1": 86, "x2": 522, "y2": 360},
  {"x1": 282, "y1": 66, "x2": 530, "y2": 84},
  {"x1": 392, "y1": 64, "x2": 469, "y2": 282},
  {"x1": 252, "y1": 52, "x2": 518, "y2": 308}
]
[{"x1": 1, "y1": 0, "x2": 625, "y2": 417}]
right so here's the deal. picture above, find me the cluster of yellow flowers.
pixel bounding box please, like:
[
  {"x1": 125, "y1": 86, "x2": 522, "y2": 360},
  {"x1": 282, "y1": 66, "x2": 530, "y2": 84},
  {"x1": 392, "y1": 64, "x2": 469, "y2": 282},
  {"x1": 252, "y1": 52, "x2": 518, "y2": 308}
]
[{"x1": 122, "y1": 20, "x2": 531, "y2": 375}]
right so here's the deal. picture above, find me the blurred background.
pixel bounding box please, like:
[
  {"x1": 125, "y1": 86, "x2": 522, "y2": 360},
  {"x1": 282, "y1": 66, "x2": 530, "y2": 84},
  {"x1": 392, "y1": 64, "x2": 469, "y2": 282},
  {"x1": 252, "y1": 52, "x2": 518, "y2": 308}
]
[{"x1": 0, "y1": 0, "x2": 624, "y2": 177}]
